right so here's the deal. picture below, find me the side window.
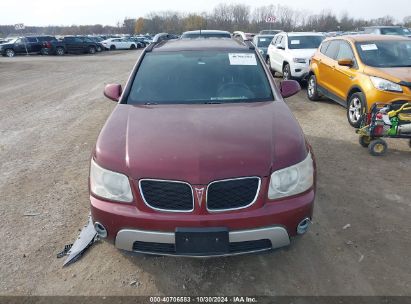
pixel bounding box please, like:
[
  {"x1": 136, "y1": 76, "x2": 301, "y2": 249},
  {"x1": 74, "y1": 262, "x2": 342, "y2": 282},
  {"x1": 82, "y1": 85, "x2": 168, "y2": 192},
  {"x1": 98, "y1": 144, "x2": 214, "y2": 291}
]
[
  {"x1": 27, "y1": 37, "x2": 37, "y2": 43},
  {"x1": 74, "y1": 38, "x2": 83, "y2": 43},
  {"x1": 65, "y1": 37, "x2": 74, "y2": 43},
  {"x1": 276, "y1": 36, "x2": 283, "y2": 46},
  {"x1": 324, "y1": 41, "x2": 340, "y2": 60},
  {"x1": 336, "y1": 41, "x2": 355, "y2": 60},
  {"x1": 320, "y1": 41, "x2": 330, "y2": 54}
]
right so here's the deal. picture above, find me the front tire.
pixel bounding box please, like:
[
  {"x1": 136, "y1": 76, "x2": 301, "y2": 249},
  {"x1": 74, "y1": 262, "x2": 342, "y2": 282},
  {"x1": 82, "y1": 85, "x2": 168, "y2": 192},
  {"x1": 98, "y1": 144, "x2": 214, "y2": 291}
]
[
  {"x1": 130, "y1": 44, "x2": 136, "y2": 50},
  {"x1": 359, "y1": 136, "x2": 372, "y2": 148},
  {"x1": 347, "y1": 92, "x2": 366, "y2": 128},
  {"x1": 110, "y1": 45, "x2": 116, "y2": 51},
  {"x1": 5, "y1": 49, "x2": 15, "y2": 57},
  {"x1": 282, "y1": 63, "x2": 291, "y2": 80},
  {"x1": 88, "y1": 46, "x2": 96, "y2": 54},
  {"x1": 307, "y1": 74, "x2": 321, "y2": 101}
]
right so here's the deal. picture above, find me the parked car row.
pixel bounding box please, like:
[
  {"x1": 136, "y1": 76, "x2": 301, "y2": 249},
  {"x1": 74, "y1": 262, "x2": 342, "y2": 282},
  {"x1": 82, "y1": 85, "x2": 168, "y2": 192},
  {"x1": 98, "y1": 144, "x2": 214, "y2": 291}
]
[
  {"x1": 307, "y1": 35, "x2": 411, "y2": 127},
  {"x1": 251, "y1": 30, "x2": 411, "y2": 128},
  {"x1": 0, "y1": 34, "x2": 153, "y2": 57}
]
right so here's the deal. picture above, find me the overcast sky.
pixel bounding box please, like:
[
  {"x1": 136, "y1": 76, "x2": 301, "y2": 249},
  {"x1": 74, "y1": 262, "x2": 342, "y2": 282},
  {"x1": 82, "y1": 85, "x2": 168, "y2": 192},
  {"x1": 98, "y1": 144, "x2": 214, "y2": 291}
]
[{"x1": 1, "y1": 0, "x2": 409, "y2": 26}]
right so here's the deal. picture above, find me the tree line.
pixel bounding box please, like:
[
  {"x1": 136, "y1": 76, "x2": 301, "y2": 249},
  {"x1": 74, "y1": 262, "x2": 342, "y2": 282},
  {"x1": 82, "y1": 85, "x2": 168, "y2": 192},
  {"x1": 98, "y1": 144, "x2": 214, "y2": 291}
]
[{"x1": 1, "y1": 3, "x2": 411, "y2": 37}]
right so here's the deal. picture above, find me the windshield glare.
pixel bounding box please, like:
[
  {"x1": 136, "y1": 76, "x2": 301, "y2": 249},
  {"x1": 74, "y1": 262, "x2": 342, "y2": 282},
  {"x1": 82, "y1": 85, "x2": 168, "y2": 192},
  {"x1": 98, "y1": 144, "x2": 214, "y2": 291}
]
[
  {"x1": 127, "y1": 51, "x2": 273, "y2": 105},
  {"x1": 356, "y1": 40, "x2": 411, "y2": 68},
  {"x1": 288, "y1": 36, "x2": 324, "y2": 49}
]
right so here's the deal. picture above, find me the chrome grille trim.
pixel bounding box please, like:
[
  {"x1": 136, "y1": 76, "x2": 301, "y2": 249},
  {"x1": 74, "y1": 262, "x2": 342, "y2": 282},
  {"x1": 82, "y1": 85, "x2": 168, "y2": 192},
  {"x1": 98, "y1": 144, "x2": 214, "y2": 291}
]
[
  {"x1": 138, "y1": 179, "x2": 194, "y2": 213},
  {"x1": 206, "y1": 176, "x2": 261, "y2": 212}
]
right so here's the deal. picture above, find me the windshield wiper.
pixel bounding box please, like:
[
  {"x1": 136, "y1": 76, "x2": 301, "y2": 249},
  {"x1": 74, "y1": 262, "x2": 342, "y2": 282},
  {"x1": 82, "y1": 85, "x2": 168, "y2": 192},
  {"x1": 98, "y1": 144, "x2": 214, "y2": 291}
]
[
  {"x1": 143, "y1": 102, "x2": 158, "y2": 105},
  {"x1": 204, "y1": 101, "x2": 222, "y2": 104}
]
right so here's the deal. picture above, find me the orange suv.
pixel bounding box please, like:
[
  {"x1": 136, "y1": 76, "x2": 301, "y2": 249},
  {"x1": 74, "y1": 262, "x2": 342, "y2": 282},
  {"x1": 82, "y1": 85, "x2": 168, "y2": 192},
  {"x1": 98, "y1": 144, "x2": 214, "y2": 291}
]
[{"x1": 307, "y1": 35, "x2": 411, "y2": 127}]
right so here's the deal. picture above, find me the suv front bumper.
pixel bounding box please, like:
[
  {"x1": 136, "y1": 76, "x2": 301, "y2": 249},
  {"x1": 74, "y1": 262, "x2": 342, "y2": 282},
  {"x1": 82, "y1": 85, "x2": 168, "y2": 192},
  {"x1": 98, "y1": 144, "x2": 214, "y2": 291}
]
[
  {"x1": 90, "y1": 188, "x2": 314, "y2": 256},
  {"x1": 115, "y1": 226, "x2": 290, "y2": 257}
]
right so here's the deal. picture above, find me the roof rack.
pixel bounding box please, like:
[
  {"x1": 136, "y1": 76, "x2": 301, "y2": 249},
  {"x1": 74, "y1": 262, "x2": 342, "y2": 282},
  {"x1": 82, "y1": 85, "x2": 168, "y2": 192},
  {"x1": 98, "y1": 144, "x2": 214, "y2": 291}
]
[{"x1": 146, "y1": 33, "x2": 172, "y2": 52}]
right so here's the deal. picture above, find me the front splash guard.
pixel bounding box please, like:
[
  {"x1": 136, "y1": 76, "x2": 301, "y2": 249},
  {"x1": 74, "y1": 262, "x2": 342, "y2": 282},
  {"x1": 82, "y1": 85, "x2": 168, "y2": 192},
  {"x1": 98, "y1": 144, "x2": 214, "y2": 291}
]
[{"x1": 59, "y1": 214, "x2": 98, "y2": 267}]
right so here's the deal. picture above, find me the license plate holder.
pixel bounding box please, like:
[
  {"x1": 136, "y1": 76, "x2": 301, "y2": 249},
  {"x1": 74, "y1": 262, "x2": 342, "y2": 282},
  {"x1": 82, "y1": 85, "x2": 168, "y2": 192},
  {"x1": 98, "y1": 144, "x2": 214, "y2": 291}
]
[{"x1": 175, "y1": 228, "x2": 229, "y2": 256}]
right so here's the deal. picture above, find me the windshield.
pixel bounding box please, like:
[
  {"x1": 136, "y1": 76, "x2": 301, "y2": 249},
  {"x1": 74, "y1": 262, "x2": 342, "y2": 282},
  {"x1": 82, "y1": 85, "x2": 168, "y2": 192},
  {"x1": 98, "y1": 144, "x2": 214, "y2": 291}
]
[
  {"x1": 288, "y1": 36, "x2": 324, "y2": 49},
  {"x1": 257, "y1": 37, "x2": 273, "y2": 48},
  {"x1": 127, "y1": 51, "x2": 273, "y2": 105},
  {"x1": 4, "y1": 38, "x2": 17, "y2": 44},
  {"x1": 356, "y1": 40, "x2": 411, "y2": 67},
  {"x1": 380, "y1": 27, "x2": 410, "y2": 36}
]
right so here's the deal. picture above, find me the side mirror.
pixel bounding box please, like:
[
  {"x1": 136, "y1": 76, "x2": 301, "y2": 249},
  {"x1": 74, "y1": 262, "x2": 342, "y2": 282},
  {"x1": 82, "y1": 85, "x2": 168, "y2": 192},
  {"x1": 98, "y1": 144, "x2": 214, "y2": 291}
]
[
  {"x1": 280, "y1": 80, "x2": 301, "y2": 98},
  {"x1": 104, "y1": 83, "x2": 122, "y2": 102},
  {"x1": 338, "y1": 58, "x2": 354, "y2": 67},
  {"x1": 276, "y1": 44, "x2": 285, "y2": 50}
]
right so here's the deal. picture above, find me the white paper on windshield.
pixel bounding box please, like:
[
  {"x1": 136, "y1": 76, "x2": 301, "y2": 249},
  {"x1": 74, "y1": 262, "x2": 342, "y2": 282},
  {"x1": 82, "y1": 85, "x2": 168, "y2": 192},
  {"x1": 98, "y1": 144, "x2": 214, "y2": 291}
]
[
  {"x1": 290, "y1": 40, "x2": 300, "y2": 45},
  {"x1": 228, "y1": 53, "x2": 257, "y2": 66},
  {"x1": 361, "y1": 44, "x2": 378, "y2": 51},
  {"x1": 260, "y1": 38, "x2": 267, "y2": 41}
]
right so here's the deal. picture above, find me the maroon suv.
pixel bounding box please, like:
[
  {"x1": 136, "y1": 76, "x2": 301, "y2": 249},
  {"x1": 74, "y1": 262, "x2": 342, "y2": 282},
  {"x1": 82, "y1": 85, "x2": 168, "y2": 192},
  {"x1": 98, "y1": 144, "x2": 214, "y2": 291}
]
[{"x1": 90, "y1": 37, "x2": 316, "y2": 257}]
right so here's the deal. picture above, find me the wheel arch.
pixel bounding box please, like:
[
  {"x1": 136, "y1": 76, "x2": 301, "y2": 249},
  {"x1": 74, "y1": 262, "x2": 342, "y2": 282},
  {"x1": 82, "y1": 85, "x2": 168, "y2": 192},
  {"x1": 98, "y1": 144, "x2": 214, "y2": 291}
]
[{"x1": 347, "y1": 85, "x2": 368, "y2": 110}]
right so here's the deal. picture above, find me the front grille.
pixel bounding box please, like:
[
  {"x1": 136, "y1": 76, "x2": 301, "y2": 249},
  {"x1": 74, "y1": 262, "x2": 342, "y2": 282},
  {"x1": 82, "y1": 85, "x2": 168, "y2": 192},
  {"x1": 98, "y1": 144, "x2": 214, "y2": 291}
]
[
  {"x1": 207, "y1": 177, "x2": 260, "y2": 211},
  {"x1": 139, "y1": 180, "x2": 193, "y2": 212},
  {"x1": 132, "y1": 239, "x2": 272, "y2": 255}
]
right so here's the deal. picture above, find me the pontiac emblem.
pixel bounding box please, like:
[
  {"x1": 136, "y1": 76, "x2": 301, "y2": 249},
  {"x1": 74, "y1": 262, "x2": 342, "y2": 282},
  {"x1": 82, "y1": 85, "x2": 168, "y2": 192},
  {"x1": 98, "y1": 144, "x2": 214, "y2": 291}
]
[{"x1": 194, "y1": 187, "x2": 205, "y2": 207}]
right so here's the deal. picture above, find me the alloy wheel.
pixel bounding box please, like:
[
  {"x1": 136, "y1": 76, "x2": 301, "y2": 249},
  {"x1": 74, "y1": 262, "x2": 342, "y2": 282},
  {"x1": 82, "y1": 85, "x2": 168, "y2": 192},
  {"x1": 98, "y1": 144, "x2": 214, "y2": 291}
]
[
  {"x1": 283, "y1": 65, "x2": 290, "y2": 80},
  {"x1": 308, "y1": 77, "x2": 316, "y2": 98},
  {"x1": 349, "y1": 97, "x2": 362, "y2": 123},
  {"x1": 6, "y1": 49, "x2": 15, "y2": 57}
]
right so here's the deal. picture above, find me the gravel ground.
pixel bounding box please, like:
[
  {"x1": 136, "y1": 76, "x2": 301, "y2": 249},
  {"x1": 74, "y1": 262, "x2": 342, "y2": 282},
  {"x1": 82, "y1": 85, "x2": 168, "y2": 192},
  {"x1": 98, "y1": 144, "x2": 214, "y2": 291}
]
[{"x1": 0, "y1": 51, "x2": 410, "y2": 296}]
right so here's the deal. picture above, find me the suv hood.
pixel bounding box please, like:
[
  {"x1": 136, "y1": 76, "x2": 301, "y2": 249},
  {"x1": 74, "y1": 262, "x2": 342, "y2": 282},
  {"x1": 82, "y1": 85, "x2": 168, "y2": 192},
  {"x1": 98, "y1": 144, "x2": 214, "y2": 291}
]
[
  {"x1": 94, "y1": 102, "x2": 307, "y2": 184},
  {"x1": 364, "y1": 66, "x2": 411, "y2": 83},
  {"x1": 289, "y1": 49, "x2": 317, "y2": 60}
]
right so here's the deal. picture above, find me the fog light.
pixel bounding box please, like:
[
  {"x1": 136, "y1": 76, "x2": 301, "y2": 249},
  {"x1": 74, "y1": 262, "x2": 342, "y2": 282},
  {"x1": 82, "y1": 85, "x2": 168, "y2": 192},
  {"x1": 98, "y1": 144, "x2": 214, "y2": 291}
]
[
  {"x1": 94, "y1": 222, "x2": 108, "y2": 239},
  {"x1": 297, "y1": 218, "x2": 311, "y2": 235}
]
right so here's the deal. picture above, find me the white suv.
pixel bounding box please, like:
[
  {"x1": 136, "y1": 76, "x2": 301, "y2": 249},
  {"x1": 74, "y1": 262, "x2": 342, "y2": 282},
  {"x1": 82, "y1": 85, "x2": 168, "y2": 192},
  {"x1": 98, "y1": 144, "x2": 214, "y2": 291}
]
[{"x1": 267, "y1": 32, "x2": 325, "y2": 81}]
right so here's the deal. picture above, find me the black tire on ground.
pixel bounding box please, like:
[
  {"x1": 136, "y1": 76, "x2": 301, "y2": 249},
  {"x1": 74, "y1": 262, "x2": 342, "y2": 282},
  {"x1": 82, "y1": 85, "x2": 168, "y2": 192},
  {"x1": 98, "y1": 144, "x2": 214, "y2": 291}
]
[
  {"x1": 56, "y1": 47, "x2": 65, "y2": 56},
  {"x1": 110, "y1": 45, "x2": 116, "y2": 51},
  {"x1": 88, "y1": 46, "x2": 96, "y2": 54},
  {"x1": 368, "y1": 139, "x2": 388, "y2": 156},
  {"x1": 359, "y1": 136, "x2": 372, "y2": 148},
  {"x1": 347, "y1": 92, "x2": 366, "y2": 128},
  {"x1": 282, "y1": 63, "x2": 291, "y2": 80},
  {"x1": 40, "y1": 48, "x2": 49, "y2": 55},
  {"x1": 307, "y1": 74, "x2": 321, "y2": 101},
  {"x1": 5, "y1": 49, "x2": 15, "y2": 57},
  {"x1": 130, "y1": 44, "x2": 136, "y2": 50}
]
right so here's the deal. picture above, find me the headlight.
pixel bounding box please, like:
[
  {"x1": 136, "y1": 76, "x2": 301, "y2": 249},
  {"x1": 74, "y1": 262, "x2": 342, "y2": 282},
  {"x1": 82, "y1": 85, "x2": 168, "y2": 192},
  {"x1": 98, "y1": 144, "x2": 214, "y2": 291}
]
[
  {"x1": 293, "y1": 58, "x2": 307, "y2": 64},
  {"x1": 370, "y1": 76, "x2": 403, "y2": 92},
  {"x1": 258, "y1": 49, "x2": 264, "y2": 54},
  {"x1": 268, "y1": 152, "x2": 314, "y2": 200},
  {"x1": 90, "y1": 159, "x2": 133, "y2": 203}
]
